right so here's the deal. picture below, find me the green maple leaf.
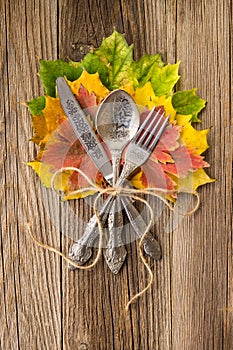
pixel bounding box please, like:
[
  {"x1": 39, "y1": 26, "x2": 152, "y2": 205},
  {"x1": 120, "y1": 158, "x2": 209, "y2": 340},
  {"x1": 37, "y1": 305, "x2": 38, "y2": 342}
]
[
  {"x1": 172, "y1": 88, "x2": 206, "y2": 122},
  {"x1": 82, "y1": 53, "x2": 109, "y2": 87},
  {"x1": 151, "y1": 62, "x2": 180, "y2": 96},
  {"x1": 27, "y1": 96, "x2": 46, "y2": 115},
  {"x1": 39, "y1": 59, "x2": 83, "y2": 97},
  {"x1": 133, "y1": 53, "x2": 164, "y2": 86},
  {"x1": 94, "y1": 29, "x2": 135, "y2": 89}
]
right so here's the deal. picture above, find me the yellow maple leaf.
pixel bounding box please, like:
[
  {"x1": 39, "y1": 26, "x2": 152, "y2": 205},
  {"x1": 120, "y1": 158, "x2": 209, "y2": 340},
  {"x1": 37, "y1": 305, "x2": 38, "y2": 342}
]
[
  {"x1": 130, "y1": 170, "x2": 146, "y2": 189},
  {"x1": 176, "y1": 114, "x2": 210, "y2": 155},
  {"x1": 175, "y1": 114, "x2": 192, "y2": 125},
  {"x1": 28, "y1": 161, "x2": 71, "y2": 191},
  {"x1": 154, "y1": 95, "x2": 176, "y2": 121},
  {"x1": 177, "y1": 168, "x2": 215, "y2": 191},
  {"x1": 28, "y1": 161, "x2": 94, "y2": 199},
  {"x1": 120, "y1": 82, "x2": 135, "y2": 96},
  {"x1": 62, "y1": 189, "x2": 96, "y2": 201},
  {"x1": 42, "y1": 96, "x2": 66, "y2": 144},
  {"x1": 134, "y1": 82, "x2": 156, "y2": 109},
  {"x1": 30, "y1": 114, "x2": 48, "y2": 146},
  {"x1": 133, "y1": 83, "x2": 176, "y2": 122},
  {"x1": 68, "y1": 70, "x2": 110, "y2": 102}
]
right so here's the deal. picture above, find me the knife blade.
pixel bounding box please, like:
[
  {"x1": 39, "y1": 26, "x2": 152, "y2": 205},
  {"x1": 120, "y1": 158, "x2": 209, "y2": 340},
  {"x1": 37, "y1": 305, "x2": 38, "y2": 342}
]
[{"x1": 56, "y1": 77, "x2": 113, "y2": 183}]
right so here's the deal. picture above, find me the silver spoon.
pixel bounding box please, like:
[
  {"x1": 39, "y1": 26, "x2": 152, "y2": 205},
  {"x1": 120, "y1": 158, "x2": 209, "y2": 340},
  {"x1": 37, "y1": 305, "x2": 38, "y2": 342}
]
[
  {"x1": 96, "y1": 89, "x2": 140, "y2": 185},
  {"x1": 96, "y1": 90, "x2": 140, "y2": 273}
]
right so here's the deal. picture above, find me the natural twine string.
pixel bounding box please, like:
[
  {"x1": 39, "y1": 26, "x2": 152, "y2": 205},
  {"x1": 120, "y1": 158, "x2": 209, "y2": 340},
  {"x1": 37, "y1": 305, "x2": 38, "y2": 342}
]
[{"x1": 27, "y1": 166, "x2": 200, "y2": 311}]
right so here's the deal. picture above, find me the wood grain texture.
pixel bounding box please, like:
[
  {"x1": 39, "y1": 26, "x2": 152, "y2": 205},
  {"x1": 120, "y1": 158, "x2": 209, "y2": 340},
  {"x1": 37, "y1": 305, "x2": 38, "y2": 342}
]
[
  {"x1": 0, "y1": 1, "x2": 61, "y2": 349},
  {"x1": 0, "y1": 0, "x2": 232, "y2": 349}
]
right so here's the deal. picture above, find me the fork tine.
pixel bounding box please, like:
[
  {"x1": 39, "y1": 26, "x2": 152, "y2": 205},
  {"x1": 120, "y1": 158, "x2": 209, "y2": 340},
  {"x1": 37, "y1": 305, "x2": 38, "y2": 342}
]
[
  {"x1": 137, "y1": 109, "x2": 161, "y2": 145},
  {"x1": 147, "y1": 116, "x2": 169, "y2": 151},
  {"x1": 133, "y1": 106, "x2": 158, "y2": 140},
  {"x1": 143, "y1": 112, "x2": 165, "y2": 148}
]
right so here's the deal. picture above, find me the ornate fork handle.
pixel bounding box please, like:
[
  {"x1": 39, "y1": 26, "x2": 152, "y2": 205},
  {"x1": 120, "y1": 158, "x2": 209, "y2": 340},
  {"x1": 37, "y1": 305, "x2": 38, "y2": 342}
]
[
  {"x1": 122, "y1": 199, "x2": 161, "y2": 260},
  {"x1": 116, "y1": 161, "x2": 139, "y2": 187}
]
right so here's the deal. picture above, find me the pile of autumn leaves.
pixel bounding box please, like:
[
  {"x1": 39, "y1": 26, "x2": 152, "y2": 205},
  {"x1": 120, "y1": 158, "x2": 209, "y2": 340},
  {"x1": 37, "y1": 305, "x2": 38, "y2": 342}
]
[{"x1": 27, "y1": 30, "x2": 214, "y2": 200}]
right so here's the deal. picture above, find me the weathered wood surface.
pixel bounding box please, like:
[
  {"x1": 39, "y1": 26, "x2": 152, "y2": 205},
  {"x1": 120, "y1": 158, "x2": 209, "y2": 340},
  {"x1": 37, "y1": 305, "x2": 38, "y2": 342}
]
[{"x1": 0, "y1": 0, "x2": 232, "y2": 349}]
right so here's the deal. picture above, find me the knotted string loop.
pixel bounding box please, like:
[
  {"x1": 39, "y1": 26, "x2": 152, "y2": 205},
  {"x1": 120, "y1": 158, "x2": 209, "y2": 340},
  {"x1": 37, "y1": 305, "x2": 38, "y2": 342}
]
[{"x1": 27, "y1": 166, "x2": 200, "y2": 311}]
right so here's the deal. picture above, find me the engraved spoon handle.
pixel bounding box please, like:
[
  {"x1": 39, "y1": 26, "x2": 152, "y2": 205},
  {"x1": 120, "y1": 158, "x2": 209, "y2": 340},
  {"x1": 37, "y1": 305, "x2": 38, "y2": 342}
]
[
  {"x1": 104, "y1": 146, "x2": 127, "y2": 273},
  {"x1": 104, "y1": 198, "x2": 127, "y2": 274},
  {"x1": 111, "y1": 150, "x2": 121, "y2": 186}
]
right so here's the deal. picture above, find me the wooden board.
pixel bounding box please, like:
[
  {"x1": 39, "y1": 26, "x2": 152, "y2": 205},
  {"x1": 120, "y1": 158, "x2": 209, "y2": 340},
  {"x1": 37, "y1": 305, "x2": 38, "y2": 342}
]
[{"x1": 0, "y1": 0, "x2": 232, "y2": 349}]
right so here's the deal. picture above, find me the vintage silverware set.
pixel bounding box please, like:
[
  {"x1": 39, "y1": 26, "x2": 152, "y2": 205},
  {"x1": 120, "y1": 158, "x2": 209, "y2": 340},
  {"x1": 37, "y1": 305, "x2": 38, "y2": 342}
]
[{"x1": 56, "y1": 77, "x2": 169, "y2": 274}]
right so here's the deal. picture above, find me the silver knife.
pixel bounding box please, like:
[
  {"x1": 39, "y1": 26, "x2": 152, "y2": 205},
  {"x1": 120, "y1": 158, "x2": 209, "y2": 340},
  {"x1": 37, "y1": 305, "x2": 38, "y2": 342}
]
[
  {"x1": 56, "y1": 77, "x2": 113, "y2": 184},
  {"x1": 56, "y1": 77, "x2": 162, "y2": 265}
]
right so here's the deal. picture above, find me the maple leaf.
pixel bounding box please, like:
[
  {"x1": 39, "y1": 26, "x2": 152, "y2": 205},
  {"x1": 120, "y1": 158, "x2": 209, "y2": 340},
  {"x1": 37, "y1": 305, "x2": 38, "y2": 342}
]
[
  {"x1": 140, "y1": 161, "x2": 176, "y2": 191},
  {"x1": 151, "y1": 62, "x2": 180, "y2": 96},
  {"x1": 39, "y1": 59, "x2": 82, "y2": 97},
  {"x1": 41, "y1": 96, "x2": 67, "y2": 145},
  {"x1": 94, "y1": 29, "x2": 136, "y2": 90},
  {"x1": 68, "y1": 70, "x2": 110, "y2": 102},
  {"x1": 82, "y1": 53, "x2": 109, "y2": 87},
  {"x1": 172, "y1": 88, "x2": 206, "y2": 122},
  {"x1": 30, "y1": 114, "x2": 48, "y2": 146},
  {"x1": 28, "y1": 161, "x2": 71, "y2": 191},
  {"x1": 77, "y1": 85, "x2": 97, "y2": 108},
  {"x1": 132, "y1": 53, "x2": 164, "y2": 86},
  {"x1": 41, "y1": 120, "x2": 104, "y2": 194},
  {"x1": 177, "y1": 168, "x2": 215, "y2": 191},
  {"x1": 134, "y1": 82, "x2": 156, "y2": 109},
  {"x1": 27, "y1": 96, "x2": 46, "y2": 115},
  {"x1": 177, "y1": 116, "x2": 210, "y2": 155},
  {"x1": 161, "y1": 146, "x2": 209, "y2": 178},
  {"x1": 151, "y1": 124, "x2": 180, "y2": 163},
  {"x1": 154, "y1": 95, "x2": 177, "y2": 121},
  {"x1": 75, "y1": 84, "x2": 98, "y2": 120}
]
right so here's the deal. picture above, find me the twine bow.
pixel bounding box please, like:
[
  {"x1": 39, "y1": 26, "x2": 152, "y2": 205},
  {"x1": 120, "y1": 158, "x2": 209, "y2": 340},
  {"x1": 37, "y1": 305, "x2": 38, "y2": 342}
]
[{"x1": 27, "y1": 166, "x2": 200, "y2": 311}]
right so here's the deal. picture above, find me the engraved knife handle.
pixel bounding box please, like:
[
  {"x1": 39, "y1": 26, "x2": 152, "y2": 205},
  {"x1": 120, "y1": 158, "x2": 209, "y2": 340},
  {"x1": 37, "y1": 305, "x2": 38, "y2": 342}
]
[{"x1": 68, "y1": 195, "x2": 113, "y2": 268}]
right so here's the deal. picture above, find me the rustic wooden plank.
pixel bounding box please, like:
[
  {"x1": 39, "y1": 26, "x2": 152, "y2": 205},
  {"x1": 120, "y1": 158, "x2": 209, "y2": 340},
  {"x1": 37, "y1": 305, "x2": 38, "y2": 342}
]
[
  {"x1": 173, "y1": 1, "x2": 232, "y2": 349},
  {"x1": 0, "y1": 2, "x2": 19, "y2": 348},
  {"x1": 0, "y1": 0, "x2": 62, "y2": 348},
  {"x1": 1, "y1": 0, "x2": 232, "y2": 349}
]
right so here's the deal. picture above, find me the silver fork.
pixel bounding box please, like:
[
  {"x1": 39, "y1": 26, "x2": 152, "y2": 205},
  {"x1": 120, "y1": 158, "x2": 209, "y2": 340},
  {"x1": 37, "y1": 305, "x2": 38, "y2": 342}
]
[
  {"x1": 115, "y1": 107, "x2": 169, "y2": 187},
  {"x1": 69, "y1": 108, "x2": 169, "y2": 266}
]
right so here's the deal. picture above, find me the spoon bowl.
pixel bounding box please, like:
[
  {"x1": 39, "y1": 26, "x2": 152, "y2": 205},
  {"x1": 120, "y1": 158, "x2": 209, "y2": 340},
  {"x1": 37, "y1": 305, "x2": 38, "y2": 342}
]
[{"x1": 96, "y1": 89, "x2": 140, "y2": 184}]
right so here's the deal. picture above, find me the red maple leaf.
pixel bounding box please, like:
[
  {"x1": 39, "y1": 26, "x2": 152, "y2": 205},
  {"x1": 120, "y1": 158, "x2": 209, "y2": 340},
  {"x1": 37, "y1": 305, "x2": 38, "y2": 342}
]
[
  {"x1": 75, "y1": 84, "x2": 98, "y2": 118},
  {"x1": 161, "y1": 146, "x2": 209, "y2": 178}
]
